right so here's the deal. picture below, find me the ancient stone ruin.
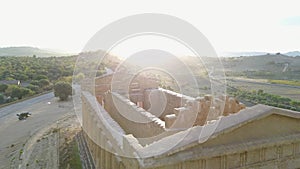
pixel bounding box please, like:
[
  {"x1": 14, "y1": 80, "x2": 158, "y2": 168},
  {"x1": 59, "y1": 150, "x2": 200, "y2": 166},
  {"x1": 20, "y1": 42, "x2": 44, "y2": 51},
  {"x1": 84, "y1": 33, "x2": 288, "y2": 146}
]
[{"x1": 81, "y1": 71, "x2": 300, "y2": 169}]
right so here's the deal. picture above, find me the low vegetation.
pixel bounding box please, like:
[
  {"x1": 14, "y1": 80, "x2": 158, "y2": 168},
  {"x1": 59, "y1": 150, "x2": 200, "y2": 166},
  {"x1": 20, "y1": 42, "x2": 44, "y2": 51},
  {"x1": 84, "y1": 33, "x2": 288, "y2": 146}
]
[
  {"x1": 59, "y1": 138, "x2": 82, "y2": 169},
  {"x1": 229, "y1": 87, "x2": 300, "y2": 111},
  {"x1": 0, "y1": 56, "x2": 77, "y2": 104},
  {"x1": 0, "y1": 51, "x2": 115, "y2": 104},
  {"x1": 268, "y1": 79, "x2": 300, "y2": 86}
]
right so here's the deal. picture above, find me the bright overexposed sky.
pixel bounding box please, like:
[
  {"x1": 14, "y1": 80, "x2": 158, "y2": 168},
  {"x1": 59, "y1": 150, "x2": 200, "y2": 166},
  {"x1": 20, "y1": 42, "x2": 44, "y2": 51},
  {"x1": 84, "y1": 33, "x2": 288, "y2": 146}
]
[{"x1": 0, "y1": 0, "x2": 300, "y2": 56}]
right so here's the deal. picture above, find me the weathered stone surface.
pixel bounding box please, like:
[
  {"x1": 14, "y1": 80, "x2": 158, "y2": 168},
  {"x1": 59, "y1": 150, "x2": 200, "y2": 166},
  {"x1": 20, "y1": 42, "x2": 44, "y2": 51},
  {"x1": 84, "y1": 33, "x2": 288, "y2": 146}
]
[{"x1": 81, "y1": 72, "x2": 300, "y2": 169}]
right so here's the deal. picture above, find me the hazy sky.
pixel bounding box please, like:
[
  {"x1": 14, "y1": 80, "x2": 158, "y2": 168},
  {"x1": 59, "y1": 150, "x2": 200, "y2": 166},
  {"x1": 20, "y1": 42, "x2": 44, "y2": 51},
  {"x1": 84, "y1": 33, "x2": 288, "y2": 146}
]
[{"x1": 1, "y1": 0, "x2": 299, "y2": 56}]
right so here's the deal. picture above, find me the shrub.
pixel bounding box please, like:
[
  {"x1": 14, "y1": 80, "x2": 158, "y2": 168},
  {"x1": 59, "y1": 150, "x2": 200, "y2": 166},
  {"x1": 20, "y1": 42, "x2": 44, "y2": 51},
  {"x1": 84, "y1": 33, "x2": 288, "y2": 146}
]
[{"x1": 54, "y1": 81, "x2": 72, "y2": 101}]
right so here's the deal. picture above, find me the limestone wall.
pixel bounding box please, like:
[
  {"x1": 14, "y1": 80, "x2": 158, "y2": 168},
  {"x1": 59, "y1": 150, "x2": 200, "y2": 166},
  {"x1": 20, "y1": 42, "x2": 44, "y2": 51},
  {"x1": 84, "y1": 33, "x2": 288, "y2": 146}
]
[
  {"x1": 82, "y1": 91, "x2": 146, "y2": 169},
  {"x1": 82, "y1": 91, "x2": 125, "y2": 150},
  {"x1": 144, "y1": 88, "x2": 245, "y2": 127},
  {"x1": 81, "y1": 73, "x2": 113, "y2": 98},
  {"x1": 159, "y1": 140, "x2": 300, "y2": 169},
  {"x1": 82, "y1": 91, "x2": 125, "y2": 169},
  {"x1": 127, "y1": 74, "x2": 160, "y2": 103},
  {"x1": 92, "y1": 72, "x2": 160, "y2": 105},
  {"x1": 95, "y1": 73, "x2": 113, "y2": 95},
  {"x1": 94, "y1": 74, "x2": 113, "y2": 104},
  {"x1": 84, "y1": 131, "x2": 142, "y2": 169},
  {"x1": 136, "y1": 127, "x2": 300, "y2": 169},
  {"x1": 103, "y1": 91, "x2": 166, "y2": 139},
  {"x1": 81, "y1": 78, "x2": 95, "y2": 95},
  {"x1": 144, "y1": 88, "x2": 194, "y2": 120},
  {"x1": 84, "y1": 130, "x2": 300, "y2": 169}
]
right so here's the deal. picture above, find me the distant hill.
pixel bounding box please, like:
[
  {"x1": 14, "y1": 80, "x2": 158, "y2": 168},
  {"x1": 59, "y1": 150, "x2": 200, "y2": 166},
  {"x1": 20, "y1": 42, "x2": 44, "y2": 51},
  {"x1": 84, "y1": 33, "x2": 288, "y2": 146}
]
[
  {"x1": 176, "y1": 54, "x2": 300, "y2": 80},
  {"x1": 221, "y1": 52, "x2": 268, "y2": 57},
  {"x1": 221, "y1": 54, "x2": 300, "y2": 80},
  {"x1": 284, "y1": 51, "x2": 300, "y2": 57},
  {"x1": 221, "y1": 51, "x2": 300, "y2": 57},
  {"x1": 0, "y1": 46, "x2": 73, "y2": 57}
]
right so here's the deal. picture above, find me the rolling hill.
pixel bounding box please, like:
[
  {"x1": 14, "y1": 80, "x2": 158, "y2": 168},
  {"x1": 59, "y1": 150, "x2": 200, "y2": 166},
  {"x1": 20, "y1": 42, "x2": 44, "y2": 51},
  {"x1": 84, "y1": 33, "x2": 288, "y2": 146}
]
[
  {"x1": 221, "y1": 51, "x2": 300, "y2": 57},
  {"x1": 0, "y1": 46, "x2": 73, "y2": 57},
  {"x1": 221, "y1": 54, "x2": 300, "y2": 80}
]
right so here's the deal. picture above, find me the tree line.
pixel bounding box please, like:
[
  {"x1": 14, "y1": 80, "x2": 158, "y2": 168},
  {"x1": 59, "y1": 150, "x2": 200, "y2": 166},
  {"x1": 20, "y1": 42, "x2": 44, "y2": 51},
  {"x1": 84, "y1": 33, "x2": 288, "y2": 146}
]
[{"x1": 228, "y1": 87, "x2": 300, "y2": 111}]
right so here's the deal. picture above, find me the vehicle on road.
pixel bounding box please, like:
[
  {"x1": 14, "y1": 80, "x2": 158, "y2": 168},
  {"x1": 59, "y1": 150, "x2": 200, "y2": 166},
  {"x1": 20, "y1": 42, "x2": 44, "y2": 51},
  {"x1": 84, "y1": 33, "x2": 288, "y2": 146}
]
[{"x1": 17, "y1": 112, "x2": 31, "y2": 120}]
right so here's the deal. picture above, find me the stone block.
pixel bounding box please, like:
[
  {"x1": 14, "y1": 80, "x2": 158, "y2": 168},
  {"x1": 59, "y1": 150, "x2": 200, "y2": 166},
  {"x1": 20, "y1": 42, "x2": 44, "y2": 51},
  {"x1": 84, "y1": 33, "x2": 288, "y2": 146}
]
[{"x1": 165, "y1": 114, "x2": 177, "y2": 128}]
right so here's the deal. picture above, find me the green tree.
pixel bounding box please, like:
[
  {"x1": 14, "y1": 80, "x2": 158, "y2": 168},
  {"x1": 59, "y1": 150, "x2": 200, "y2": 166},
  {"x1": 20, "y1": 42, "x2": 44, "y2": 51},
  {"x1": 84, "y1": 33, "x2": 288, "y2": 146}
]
[
  {"x1": 20, "y1": 88, "x2": 34, "y2": 98},
  {"x1": 26, "y1": 84, "x2": 40, "y2": 93},
  {"x1": 5, "y1": 85, "x2": 34, "y2": 99},
  {"x1": 54, "y1": 81, "x2": 72, "y2": 101},
  {"x1": 74, "y1": 73, "x2": 85, "y2": 83},
  {"x1": 30, "y1": 80, "x2": 39, "y2": 86},
  {"x1": 59, "y1": 76, "x2": 72, "y2": 84},
  {"x1": 5, "y1": 85, "x2": 21, "y2": 99},
  {"x1": 34, "y1": 75, "x2": 48, "y2": 80},
  {"x1": 38, "y1": 79, "x2": 50, "y2": 88},
  {"x1": 257, "y1": 89, "x2": 264, "y2": 95},
  {"x1": 291, "y1": 100, "x2": 300, "y2": 107},
  {"x1": 0, "y1": 84, "x2": 8, "y2": 92}
]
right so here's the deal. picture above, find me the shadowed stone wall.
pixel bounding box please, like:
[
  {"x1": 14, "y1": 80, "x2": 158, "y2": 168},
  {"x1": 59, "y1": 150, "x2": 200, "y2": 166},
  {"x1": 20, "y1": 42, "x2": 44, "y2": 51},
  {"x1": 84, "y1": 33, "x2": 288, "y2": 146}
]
[
  {"x1": 144, "y1": 88, "x2": 194, "y2": 120},
  {"x1": 103, "y1": 91, "x2": 165, "y2": 139}
]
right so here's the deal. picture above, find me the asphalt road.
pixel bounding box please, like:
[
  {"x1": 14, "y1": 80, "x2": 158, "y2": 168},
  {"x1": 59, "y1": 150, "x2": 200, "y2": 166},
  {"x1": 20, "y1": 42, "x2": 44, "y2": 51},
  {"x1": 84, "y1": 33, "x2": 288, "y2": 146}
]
[
  {"x1": 0, "y1": 92, "x2": 75, "y2": 168},
  {"x1": 0, "y1": 92, "x2": 54, "y2": 118}
]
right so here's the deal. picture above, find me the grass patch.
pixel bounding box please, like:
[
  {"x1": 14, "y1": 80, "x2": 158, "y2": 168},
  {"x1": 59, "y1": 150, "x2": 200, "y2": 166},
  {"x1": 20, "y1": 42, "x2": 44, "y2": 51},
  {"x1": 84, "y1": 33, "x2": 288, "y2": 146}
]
[
  {"x1": 19, "y1": 149, "x2": 23, "y2": 160},
  {"x1": 59, "y1": 139, "x2": 82, "y2": 169},
  {"x1": 69, "y1": 140, "x2": 82, "y2": 169},
  {"x1": 268, "y1": 79, "x2": 300, "y2": 86}
]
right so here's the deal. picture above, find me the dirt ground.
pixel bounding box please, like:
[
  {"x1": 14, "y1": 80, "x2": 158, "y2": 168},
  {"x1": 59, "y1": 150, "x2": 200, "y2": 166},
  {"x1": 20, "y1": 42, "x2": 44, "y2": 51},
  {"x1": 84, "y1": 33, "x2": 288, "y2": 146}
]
[{"x1": 21, "y1": 115, "x2": 81, "y2": 169}]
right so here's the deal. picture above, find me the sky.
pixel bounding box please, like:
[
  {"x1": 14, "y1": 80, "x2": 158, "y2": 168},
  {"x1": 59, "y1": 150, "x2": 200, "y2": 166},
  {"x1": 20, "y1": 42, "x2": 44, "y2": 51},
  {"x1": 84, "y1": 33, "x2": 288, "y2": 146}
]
[{"x1": 0, "y1": 0, "x2": 300, "y2": 56}]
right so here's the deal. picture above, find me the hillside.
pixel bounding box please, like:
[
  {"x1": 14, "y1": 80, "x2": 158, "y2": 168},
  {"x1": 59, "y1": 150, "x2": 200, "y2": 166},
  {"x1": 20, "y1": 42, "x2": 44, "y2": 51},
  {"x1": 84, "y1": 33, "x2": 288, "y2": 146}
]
[
  {"x1": 284, "y1": 51, "x2": 300, "y2": 57},
  {"x1": 221, "y1": 54, "x2": 300, "y2": 80},
  {"x1": 0, "y1": 47, "x2": 72, "y2": 57}
]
